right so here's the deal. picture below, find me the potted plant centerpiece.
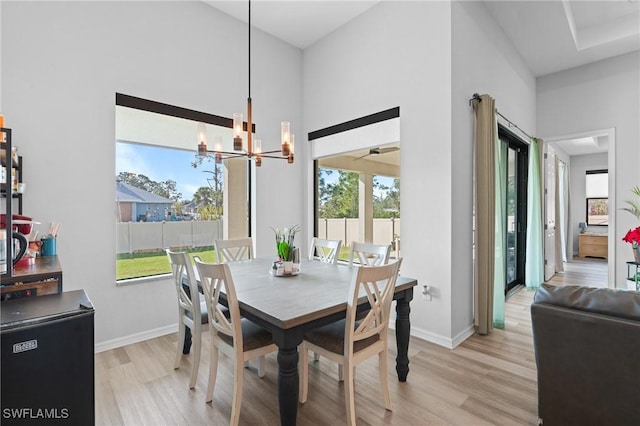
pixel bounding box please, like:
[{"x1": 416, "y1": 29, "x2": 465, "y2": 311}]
[
  {"x1": 272, "y1": 225, "x2": 300, "y2": 275},
  {"x1": 621, "y1": 186, "x2": 640, "y2": 263}
]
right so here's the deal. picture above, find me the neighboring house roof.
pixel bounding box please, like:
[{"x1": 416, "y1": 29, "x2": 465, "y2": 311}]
[{"x1": 115, "y1": 181, "x2": 173, "y2": 204}]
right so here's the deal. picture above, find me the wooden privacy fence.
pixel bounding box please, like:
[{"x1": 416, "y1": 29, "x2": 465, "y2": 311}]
[
  {"x1": 116, "y1": 218, "x2": 400, "y2": 255},
  {"x1": 116, "y1": 220, "x2": 223, "y2": 254},
  {"x1": 317, "y1": 218, "x2": 401, "y2": 248}
]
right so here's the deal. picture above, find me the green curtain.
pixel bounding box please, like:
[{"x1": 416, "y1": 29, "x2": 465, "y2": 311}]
[
  {"x1": 493, "y1": 138, "x2": 507, "y2": 329},
  {"x1": 526, "y1": 138, "x2": 544, "y2": 288}
]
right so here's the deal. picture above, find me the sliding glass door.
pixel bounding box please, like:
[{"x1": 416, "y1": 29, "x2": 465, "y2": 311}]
[{"x1": 500, "y1": 126, "x2": 528, "y2": 294}]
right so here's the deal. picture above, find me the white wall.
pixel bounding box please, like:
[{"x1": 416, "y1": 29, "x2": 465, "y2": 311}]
[
  {"x1": 304, "y1": 1, "x2": 455, "y2": 346},
  {"x1": 537, "y1": 51, "x2": 640, "y2": 287},
  {"x1": 303, "y1": 1, "x2": 536, "y2": 347},
  {"x1": 1, "y1": 1, "x2": 303, "y2": 347},
  {"x1": 569, "y1": 153, "x2": 609, "y2": 253},
  {"x1": 451, "y1": 1, "x2": 536, "y2": 339}
]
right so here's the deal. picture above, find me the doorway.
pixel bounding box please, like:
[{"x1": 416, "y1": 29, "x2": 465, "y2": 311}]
[
  {"x1": 545, "y1": 128, "x2": 615, "y2": 288},
  {"x1": 499, "y1": 126, "x2": 529, "y2": 295}
]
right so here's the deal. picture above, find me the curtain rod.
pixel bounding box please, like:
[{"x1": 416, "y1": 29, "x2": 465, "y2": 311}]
[{"x1": 469, "y1": 93, "x2": 534, "y2": 141}]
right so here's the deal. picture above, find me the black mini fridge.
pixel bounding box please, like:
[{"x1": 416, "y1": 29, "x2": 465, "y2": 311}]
[{"x1": 1, "y1": 289, "x2": 95, "y2": 425}]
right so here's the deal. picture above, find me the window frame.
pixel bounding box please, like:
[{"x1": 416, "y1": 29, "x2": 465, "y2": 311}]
[
  {"x1": 585, "y1": 169, "x2": 608, "y2": 227},
  {"x1": 115, "y1": 93, "x2": 252, "y2": 284}
]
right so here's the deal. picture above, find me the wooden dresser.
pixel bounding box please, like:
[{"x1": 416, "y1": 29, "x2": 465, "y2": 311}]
[{"x1": 579, "y1": 233, "x2": 608, "y2": 259}]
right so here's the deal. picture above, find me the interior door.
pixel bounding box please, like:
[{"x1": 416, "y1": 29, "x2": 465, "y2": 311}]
[{"x1": 544, "y1": 145, "x2": 556, "y2": 281}]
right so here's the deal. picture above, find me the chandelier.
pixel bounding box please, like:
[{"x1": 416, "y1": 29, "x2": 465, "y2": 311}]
[{"x1": 197, "y1": 0, "x2": 293, "y2": 167}]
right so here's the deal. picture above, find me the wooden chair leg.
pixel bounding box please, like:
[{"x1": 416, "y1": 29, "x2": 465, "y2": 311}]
[
  {"x1": 344, "y1": 364, "x2": 356, "y2": 426},
  {"x1": 230, "y1": 359, "x2": 244, "y2": 426},
  {"x1": 379, "y1": 351, "x2": 392, "y2": 411},
  {"x1": 189, "y1": 325, "x2": 201, "y2": 389},
  {"x1": 257, "y1": 355, "x2": 266, "y2": 378},
  {"x1": 299, "y1": 345, "x2": 309, "y2": 403},
  {"x1": 175, "y1": 322, "x2": 186, "y2": 370},
  {"x1": 206, "y1": 345, "x2": 219, "y2": 403}
]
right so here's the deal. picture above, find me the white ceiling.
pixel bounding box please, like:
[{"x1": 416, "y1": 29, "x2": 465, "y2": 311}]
[
  {"x1": 205, "y1": 1, "x2": 639, "y2": 77},
  {"x1": 204, "y1": 1, "x2": 639, "y2": 158},
  {"x1": 203, "y1": 1, "x2": 380, "y2": 49},
  {"x1": 484, "y1": 0, "x2": 640, "y2": 77},
  {"x1": 549, "y1": 135, "x2": 610, "y2": 157}
]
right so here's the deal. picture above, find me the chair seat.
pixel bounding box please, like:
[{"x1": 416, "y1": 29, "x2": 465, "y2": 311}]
[
  {"x1": 304, "y1": 319, "x2": 379, "y2": 355},
  {"x1": 218, "y1": 318, "x2": 274, "y2": 352},
  {"x1": 185, "y1": 299, "x2": 210, "y2": 324}
]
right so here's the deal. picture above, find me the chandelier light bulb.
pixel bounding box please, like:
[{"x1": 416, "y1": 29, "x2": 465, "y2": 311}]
[
  {"x1": 197, "y1": 123, "x2": 207, "y2": 156},
  {"x1": 233, "y1": 113, "x2": 243, "y2": 151},
  {"x1": 281, "y1": 121, "x2": 291, "y2": 156},
  {"x1": 214, "y1": 136, "x2": 223, "y2": 164},
  {"x1": 288, "y1": 133, "x2": 294, "y2": 164}
]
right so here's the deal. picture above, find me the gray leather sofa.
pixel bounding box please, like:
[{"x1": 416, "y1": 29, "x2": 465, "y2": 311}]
[{"x1": 531, "y1": 284, "x2": 640, "y2": 426}]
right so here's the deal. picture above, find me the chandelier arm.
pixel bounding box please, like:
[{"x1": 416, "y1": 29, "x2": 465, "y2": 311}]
[
  {"x1": 260, "y1": 154, "x2": 291, "y2": 160},
  {"x1": 203, "y1": 151, "x2": 247, "y2": 158}
]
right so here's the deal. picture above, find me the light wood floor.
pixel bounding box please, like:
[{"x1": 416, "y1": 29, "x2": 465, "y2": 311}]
[{"x1": 95, "y1": 259, "x2": 607, "y2": 425}]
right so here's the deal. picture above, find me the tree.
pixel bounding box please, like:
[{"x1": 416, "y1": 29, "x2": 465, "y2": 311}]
[
  {"x1": 189, "y1": 163, "x2": 224, "y2": 220},
  {"x1": 318, "y1": 170, "x2": 359, "y2": 218},
  {"x1": 374, "y1": 177, "x2": 400, "y2": 218},
  {"x1": 318, "y1": 169, "x2": 401, "y2": 219},
  {"x1": 117, "y1": 172, "x2": 182, "y2": 201}
]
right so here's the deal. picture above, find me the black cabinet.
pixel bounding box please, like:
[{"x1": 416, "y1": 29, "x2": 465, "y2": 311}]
[{"x1": 1, "y1": 290, "x2": 95, "y2": 425}]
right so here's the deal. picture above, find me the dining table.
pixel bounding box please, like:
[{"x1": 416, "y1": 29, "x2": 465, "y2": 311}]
[{"x1": 186, "y1": 257, "x2": 417, "y2": 426}]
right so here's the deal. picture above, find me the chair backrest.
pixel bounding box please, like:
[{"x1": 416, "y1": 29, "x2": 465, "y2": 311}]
[
  {"x1": 215, "y1": 238, "x2": 253, "y2": 263},
  {"x1": 166, "y1": 249, "x2": 202, "y2": 320},
  {"x1": 344, "y1": 259, "x2": 402, "y2": 354},
  {"x1": 308, "y1": 238, "x2": 342, "y2": 264},
  {"x1": 194, "y1": 259, "x2": 243, "y2": 351},
  {"x1": 348, "y1": 241, "x2": 391, "y2": 266}
]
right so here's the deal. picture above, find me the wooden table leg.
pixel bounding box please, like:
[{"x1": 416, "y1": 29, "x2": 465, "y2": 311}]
[
  {"x1": 183, "y1": 326, "x2": 192, "y2": 354},
  {"x1": 277, "y1": 346, "x2": 299, "y2": 426},
  {"x1": 395, "y1": 289, "x2": 413, "y2": 381}
]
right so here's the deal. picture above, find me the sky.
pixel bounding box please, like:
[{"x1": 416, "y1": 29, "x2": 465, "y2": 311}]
[
  {"x1": 116, "y1": 142, "x2": 217, "y2": 200},
  {"x1": 116, "y1": 142, "x2": 396, "y2": 201}
]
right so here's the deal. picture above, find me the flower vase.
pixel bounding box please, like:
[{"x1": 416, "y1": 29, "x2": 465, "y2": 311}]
[
  {"x1": 283, "y1": 261, "x2": 294, "y2": 275},
  {"x1": 634, "y1": 244, "x2": 640, "y2": 264}
]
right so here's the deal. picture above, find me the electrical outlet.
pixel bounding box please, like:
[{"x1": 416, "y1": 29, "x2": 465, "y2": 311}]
[{"x1": 422, "y1": 285, "x2": 432, "y2": 301}]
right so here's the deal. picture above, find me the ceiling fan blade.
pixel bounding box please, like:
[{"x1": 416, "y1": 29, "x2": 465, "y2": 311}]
[
  {"x1": 353, "y1": 152, "x2": 371, "y2": 160},
  {"x1": 377, "y1": 146, "x2": 400, "y2": 154}
]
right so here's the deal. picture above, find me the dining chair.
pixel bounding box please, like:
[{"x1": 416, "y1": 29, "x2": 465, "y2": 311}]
[
  {"x1": 214, "y1": 238, "x2": 253, "y2": 263},
  {"x1": 348, "y1": 241, "x2": 391, "y2": 266},
  {"x1": 166, "y1": 249, "x2": 208, "y2": 389},
  {"x1": 307, "y1": 237, "x2": 343, "y2": 363},
  {"x1": 213, "y1": 237, "x2": 267, "y2": 374},
  {"x1": 308, "y1": 237, "x2": 342, "y2": 264},
  {"x1": 299, "y1": 259, "x2": 402, "y2": 425},
  {"x1": 194, "y1": 259, "x2": 277, "y2": 426}
]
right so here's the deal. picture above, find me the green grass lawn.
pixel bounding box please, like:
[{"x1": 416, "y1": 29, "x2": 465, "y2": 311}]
[
  {"x1": 117, "y1": 245, "x2": 353, "y2": 281},
  {"x1": 116, "y1": 247, "x2": 217, "y2": 281}
]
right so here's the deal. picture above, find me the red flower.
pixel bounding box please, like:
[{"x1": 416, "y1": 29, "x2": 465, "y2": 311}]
[{"x1": 622, "y1": 226, "x2": 640, "y2": 245}]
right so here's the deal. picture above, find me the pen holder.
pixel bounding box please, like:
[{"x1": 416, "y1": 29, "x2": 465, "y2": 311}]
[{"x1": 41, "y1": 237, "x2": 57, "y2": 256}]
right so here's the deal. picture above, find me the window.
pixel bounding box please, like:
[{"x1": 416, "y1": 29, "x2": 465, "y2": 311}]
[
  {"x1": 585, "y1": 169, "x2": 608, "y2": 226},
  {"x1": 315, "y1": 149, "x2": 400, "y2": 263},
  {"x1": 115, "y1": 94, "x2": 249, "y2": 282}
]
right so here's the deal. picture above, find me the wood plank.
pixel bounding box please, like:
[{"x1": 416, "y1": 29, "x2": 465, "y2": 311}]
[{"x1": 94, "y1": 258, "x2": 606, "y2": 425}]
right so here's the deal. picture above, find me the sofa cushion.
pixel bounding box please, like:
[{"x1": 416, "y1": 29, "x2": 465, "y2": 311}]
[{"x1": 533, "y1": 283, "x2": 640, "y2": 321}]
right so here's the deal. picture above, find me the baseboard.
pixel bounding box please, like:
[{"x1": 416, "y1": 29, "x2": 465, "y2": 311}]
[
  {"x1": 96, "y1": 321, "x2": 476, "y2": 353},
  {"x1": 451, "y1": 324, "x2": 475, "y2": 348},
  {"x1": 95, "y1": 323, "x2": 177, "y2": 353},
  {"x1": 408, "y1": 324, "x2": 473, "y2": 349}
]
